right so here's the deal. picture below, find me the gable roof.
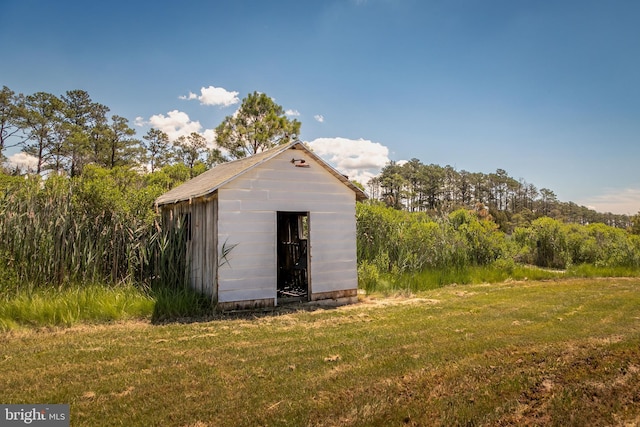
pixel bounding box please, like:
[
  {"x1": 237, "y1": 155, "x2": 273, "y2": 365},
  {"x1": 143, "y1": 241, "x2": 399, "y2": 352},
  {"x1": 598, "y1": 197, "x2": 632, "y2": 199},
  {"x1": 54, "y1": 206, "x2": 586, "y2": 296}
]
[{"x1": 155, "y1": 141, "x2": 368, "y2": 207}]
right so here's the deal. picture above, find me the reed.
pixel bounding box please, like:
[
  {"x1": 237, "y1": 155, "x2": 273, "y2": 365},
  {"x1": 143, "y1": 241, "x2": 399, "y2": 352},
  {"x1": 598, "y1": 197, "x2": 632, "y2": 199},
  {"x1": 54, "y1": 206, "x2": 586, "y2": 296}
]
[
  {"x1": 0, "y1": 175, "x2": 141, "y2": 286},
  {"x1": 0, "y1": 172, "x2": 190, "y2": 292}
]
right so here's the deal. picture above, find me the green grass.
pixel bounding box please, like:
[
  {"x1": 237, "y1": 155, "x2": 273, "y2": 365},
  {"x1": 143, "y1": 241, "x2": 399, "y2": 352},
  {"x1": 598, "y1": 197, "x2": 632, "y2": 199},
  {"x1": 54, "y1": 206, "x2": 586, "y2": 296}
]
[
  {"x1": 2, "y1": 278, "x2": 639, "y2": 426},
  {"x1": 566, "y1": 264, "x2": 640, "y2": 278},
  {"x1": 151, "y1": 286, "x2": 216, "y2": 322},
  {"x1": 361, "y1": 262, "x2": 640, "y2": 295},
  {"x1": 0, "y1": 281, "x2": 219, "y2": 331},
  {"x1": 0, "y1": 283, "x2": 155, "y2": 331},
  {"x1": 363, "y1": 263, "x2": 566, "y2": 295}
]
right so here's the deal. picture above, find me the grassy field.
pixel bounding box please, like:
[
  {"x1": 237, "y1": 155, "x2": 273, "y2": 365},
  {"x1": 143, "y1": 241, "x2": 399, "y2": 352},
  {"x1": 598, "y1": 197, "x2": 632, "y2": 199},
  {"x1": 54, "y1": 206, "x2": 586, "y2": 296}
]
[{"x1": 2, "y1": 278, "x2": 640, "y2": 426}]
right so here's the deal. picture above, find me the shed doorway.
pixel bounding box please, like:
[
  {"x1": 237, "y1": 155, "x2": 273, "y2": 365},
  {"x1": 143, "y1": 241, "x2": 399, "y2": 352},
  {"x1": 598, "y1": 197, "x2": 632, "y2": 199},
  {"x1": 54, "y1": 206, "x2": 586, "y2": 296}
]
[{"x1": 277, "y1": 212, "x2": 309, "y2": 303}]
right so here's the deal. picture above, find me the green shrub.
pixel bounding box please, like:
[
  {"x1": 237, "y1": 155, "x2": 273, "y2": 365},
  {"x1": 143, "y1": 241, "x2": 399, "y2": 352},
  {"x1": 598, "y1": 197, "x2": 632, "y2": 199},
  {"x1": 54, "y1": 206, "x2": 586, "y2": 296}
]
[
  {"x1": 513, "y1": 218, "x2": 640, "y2": 269},
  {"x1": 513, "y1": 217, "x2": 569, "y2": 268},
  {"x1": 356, "y1": 203, "x2": 508, "y2": 274},
  {"x1": 357, "y1": 260, "x2": 381, "y2": 293}
]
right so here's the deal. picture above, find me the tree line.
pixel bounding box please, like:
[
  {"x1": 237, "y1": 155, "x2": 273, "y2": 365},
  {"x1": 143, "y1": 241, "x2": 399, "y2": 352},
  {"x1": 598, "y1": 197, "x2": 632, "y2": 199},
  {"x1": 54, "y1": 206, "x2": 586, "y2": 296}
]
[
  {"x1": 0, "y1": 86, "x2": 300, "y2": 178},
  {"x1": 367, "y1": 160, "x2": 632, "y2": 231}
]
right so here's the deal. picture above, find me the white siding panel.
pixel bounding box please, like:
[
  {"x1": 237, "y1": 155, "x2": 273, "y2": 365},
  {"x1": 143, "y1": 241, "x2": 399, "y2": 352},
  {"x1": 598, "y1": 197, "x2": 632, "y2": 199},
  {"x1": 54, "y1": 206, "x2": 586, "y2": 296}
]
[
  {"x1": 315, "y1": 279, "x2": 358, "y2": 294},
  {"x1": 218, "y1": 287, "x2": 275, "y2": 303},
  {"x1": 218, "y1": 239, "x2": 275, "y2": 267},
  {"x1": 251, "y1": 165, "x2": 329, "y2": 182},
  {"x1": 310, "y1": 259, "x2": 358, "y2": 290},
  {"x1": 311, "y1": 237, "x2": 357, "y2": 255},
  {"x1": 222, "y1": 254, "x2": 274, "y2": 269},
  {"x1": 267, "y1": 191, "x2": 354, "y2": 205},
  {"x1": 310, "y1": 247, "x2": 357, "y2": 263},
  {"x1": 237, "y1": 200, "x2": 354, "y2": 214},
  {"x1": 221, "y1": 210, "x2": 273, "y2": 222},
  {"x1": 312, "y1": 263, "x2": 358, "y2": 292},
  {"x1": 243, "y1": 180, "x2": 352, "y2": 197},
  {"x1": 312, "y1": 258, "x2": 358, "y2": 272},
  {"x1": 222, "y1": 188, "x2": 270, "y2": 201},
  {"x1": 219, "y1": 219, "x2": 274, "y2": 233},
  {"x1": 219, "y1": 266, "x2": 274, "y2": 282},
  {"x1": 220, "y1": 266, "x2": 276, "y2": 278},
  {"x1": 311, "y1": 213, "x2": 356, "y2": 227},
  {"x1": 218, "y1": 275, "x2": 275, "y2": 290},
  {"x1": 312, "y1": 272, "x2": 358, "y2": 293},
  {"x1": 219, "y1": 199, "x2": 242, "y2": 211}
]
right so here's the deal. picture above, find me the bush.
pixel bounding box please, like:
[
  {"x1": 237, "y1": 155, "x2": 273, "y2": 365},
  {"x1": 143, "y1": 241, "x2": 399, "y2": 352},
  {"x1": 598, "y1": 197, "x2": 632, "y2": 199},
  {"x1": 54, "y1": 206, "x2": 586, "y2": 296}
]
[
  {"x1": 513, "y1": 217, "x2": 569, "y2": 268},
  {"x1": 513, "y1": 218, "x2": 640, "y2": 269},
  {"x1": 356, "y1": 203, "x2": 507, "y2": 274},
  {"x1": 357, "y1": 261, "x2": 380, "y2": 293}
]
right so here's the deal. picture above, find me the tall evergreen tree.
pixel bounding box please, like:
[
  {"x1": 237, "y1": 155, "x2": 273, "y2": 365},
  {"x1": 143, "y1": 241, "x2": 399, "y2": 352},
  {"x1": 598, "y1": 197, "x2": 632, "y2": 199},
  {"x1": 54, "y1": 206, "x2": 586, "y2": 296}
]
[
  {"x1": 19, "y1": 92, "x2": 64, "y2": 173},
  {"x1": 61, "y1": 90, "x2": 109, "y2": 176},
  {"x1": 141, "y1": 128, "x2": 171, "y2": 172},
  {"x1": 175, "y1": 132, "x2": 207, "y2": 176},
  {"x1": 215, "y1": 91, "x2": 300, "y2": 159},
  {"x1": 103, "y1": 115, "x2": 140, "y2": 168},
  {"x1": 0, "y1": 86, "x2": 24, "y2": 161}
]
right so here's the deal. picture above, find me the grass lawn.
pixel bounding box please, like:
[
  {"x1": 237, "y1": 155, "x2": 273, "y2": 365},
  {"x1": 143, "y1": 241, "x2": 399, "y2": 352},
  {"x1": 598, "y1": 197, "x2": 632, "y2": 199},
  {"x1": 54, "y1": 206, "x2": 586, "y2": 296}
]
[{"x1": 2, "y1": 278, "x2": 640, "y2": 426}]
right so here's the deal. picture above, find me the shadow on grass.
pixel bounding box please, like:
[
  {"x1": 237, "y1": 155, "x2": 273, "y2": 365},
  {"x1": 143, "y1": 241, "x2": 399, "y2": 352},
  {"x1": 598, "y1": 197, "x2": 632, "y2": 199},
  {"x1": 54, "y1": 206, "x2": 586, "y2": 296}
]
[
  {"x1": 150, "y1": 286, "x2": 336, "y2": 325},
  {"x1": 150, "y1": 286, "x2": 217, "y2": 324}
]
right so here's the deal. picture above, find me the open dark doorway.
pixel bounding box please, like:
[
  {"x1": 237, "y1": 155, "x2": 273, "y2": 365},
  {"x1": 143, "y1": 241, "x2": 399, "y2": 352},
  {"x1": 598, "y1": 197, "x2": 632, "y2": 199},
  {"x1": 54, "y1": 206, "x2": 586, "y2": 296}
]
[{"x1": 277, "y1": 212, "x2": 309, "y2": 303}]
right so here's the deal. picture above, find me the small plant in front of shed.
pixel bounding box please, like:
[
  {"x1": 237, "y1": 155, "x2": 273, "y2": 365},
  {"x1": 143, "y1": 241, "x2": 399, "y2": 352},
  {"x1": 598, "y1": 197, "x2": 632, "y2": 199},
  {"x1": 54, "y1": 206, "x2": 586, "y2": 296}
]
[{"x1": 218, "y1": 239, "x2": 238, "y2": 269}]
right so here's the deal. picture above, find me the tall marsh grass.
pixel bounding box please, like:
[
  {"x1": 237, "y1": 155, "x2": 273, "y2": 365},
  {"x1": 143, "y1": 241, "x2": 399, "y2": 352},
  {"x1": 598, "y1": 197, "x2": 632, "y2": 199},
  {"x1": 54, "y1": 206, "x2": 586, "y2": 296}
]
[
  {"x1": 0, "y1": 175, "x2": 150, "y2": 286},
  {"x1": 0, "y1": 173, "x2": 189, "y2": 290},
  {"x1": 0, "y1": 171, "x2": 198, "y2": 328}
]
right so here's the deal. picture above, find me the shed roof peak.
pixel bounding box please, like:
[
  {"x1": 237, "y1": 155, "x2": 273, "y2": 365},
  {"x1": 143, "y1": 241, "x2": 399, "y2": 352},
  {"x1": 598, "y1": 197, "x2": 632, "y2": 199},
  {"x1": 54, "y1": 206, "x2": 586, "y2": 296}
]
[{"x1": 155, "y1": 141, "x2": 367, "y2": 207}]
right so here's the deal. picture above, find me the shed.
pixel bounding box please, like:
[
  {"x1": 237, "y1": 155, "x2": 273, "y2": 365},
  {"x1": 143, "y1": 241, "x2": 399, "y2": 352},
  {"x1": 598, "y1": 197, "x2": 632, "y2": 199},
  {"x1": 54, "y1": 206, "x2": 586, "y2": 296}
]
[{"x1": 154, "y1": 141, "x2": 367, "y2": 310}]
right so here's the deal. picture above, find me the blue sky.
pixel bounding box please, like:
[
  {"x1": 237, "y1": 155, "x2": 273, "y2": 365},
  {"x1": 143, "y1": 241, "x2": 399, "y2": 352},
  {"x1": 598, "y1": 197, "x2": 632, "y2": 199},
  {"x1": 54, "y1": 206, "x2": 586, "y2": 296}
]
[{"x1": 2, "y1": 0, "x2": 639, "y2": 214}]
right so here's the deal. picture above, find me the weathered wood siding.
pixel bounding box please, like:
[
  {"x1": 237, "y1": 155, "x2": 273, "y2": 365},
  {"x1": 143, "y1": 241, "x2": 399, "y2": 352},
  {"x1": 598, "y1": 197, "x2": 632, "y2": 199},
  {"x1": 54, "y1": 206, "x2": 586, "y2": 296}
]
[
  {"x1": 216, "y1": 149, "x2": 358, "y2": 303},
  {"x1": 162, "y1": 197, "x2": 218, "y2": 299},
  {"x1": 190, "y1": 197, "x2": 217, "y2": 298}
]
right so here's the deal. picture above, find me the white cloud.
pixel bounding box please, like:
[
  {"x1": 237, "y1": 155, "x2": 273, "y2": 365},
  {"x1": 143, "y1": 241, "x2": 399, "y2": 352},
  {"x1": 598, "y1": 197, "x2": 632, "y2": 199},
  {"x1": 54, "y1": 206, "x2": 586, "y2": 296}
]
[
  {"x1": 178, "y1": 92, "x2": 198, "y2": 101},
  {"x1": 145, "y1": 110, "x2": 221, "y2": 147},
  {"x1": 314, "y1": 115, "x2": 325, "y2": 123},
  {"x1": 180, "y1": 86, "x2": 239, "y2": 107},
  {"x1": 578, "y1": 188, "x2": 640, "y2": 215},
  {"x1": 307, "y1": 137, "x2": 390, "y2": 185},
  {"x1": 5, "y1": 152, "x2": 38, "y2": 173},
  {"x1": 148, "y1": 110, "x2": 203, "y2": 141},
  {"x1": 134, "y1": 116, "x2": 146, "y2": 127},
  {"x1": 285, "y1": 109, "x2": 300, "y2": 116},
  {"x1": 202, "y1": 129, "x2": 217, "y2": 148}
]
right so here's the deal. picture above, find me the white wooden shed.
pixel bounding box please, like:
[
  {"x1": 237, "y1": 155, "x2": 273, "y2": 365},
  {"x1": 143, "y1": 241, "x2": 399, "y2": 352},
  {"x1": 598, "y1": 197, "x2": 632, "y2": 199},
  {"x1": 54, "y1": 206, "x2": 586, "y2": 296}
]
[{"x1": 154, "y1": 141, "x2": 367, "y2": 310}]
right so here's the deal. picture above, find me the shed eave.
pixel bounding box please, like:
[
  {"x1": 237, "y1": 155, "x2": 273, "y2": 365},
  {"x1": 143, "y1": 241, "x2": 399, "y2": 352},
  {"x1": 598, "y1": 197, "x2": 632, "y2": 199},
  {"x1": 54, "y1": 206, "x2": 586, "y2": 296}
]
[{"x1": 156, "y1": 189, "x2": 217, "y2": 208}]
